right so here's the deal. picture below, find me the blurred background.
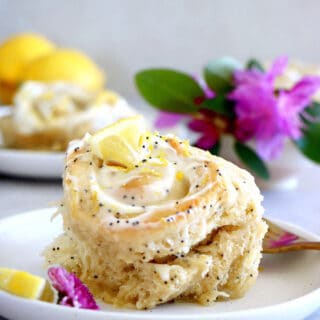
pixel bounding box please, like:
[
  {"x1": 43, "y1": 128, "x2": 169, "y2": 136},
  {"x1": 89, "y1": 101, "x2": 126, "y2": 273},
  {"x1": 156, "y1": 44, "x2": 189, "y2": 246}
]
[
  {"x1": 0, "y1": 1, "x2": 319, "y2": 319},
  {"x1": 1, "y1": 0, "x2": 320, "y2": 102}
]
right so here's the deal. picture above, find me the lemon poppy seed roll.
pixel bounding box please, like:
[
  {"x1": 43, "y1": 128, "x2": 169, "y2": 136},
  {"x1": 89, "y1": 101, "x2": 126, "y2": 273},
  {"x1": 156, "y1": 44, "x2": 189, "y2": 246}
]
[
  {"x1": 1, "y1": 81, "x2": 136, "y2": 151},
  {"x1": 44, "y1": 119, "x2": 267, "y2": 309}
]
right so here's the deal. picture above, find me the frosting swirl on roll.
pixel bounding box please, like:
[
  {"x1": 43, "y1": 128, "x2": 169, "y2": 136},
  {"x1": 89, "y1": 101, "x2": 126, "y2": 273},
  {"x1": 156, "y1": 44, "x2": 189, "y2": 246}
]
[
  {"x1": 63, "y1": 127, "x2": 262, "y2": 263},
  {"x1": 1, "y1": 81, "x2": 136, "y2": 151},
  {"x1": 12, "y1": 81, "x2": 135, "y2": 135}
]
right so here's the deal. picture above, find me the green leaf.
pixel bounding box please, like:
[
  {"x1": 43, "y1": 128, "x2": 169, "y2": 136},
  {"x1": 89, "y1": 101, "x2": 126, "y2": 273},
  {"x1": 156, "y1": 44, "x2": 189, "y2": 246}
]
[
  {"x1": 304, "y1": 101, "x2": 320, "y2": 118},
  {"x1": 209, "y1": 141, "x2": 221, "y2": 155},
  {"x1": 135, "y1": 69, "x2": 204, "y2": 113},
  {"x1": 295, "y1": 122, "x2": 320, "y2": 163},
  {"x1": 201, "y1": 95, "x2": 235, "y2": 117},
  {"x1": 234, "y1": 141, "x2": 270, "y2": 179},
  {"x1": 246, "y1": 58, "x2": 265, "y2": 72},
  {"x1": 204, "y1": 57, "x2": 242, "y2": 94}
]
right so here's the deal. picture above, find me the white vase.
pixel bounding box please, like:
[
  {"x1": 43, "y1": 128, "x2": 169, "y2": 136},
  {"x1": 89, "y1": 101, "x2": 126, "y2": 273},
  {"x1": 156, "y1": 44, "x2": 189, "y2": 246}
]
[{"x1": 218, "y1": 136, "x2": 312, "y2": 191}]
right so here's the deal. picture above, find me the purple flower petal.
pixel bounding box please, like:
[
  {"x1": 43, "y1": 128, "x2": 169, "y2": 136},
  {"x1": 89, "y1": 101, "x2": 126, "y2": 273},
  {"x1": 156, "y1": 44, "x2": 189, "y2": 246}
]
[
  {"x1": 280, "y1": 76, "x2": 320, "y2": 112},
  {"x1": 256, "y1": 134, "x2": 285, "y2": 160},
  {"x1": 195, "y1": 135, "x2": 218, "y2": 150},
  {"x1": 233, "y1": 69, "x2": 263, "y2": 87},
  {"x1": 270, "y1": 232, "x2": 299, "y2": 248},
  {"x1": 235, "y1": 118, "x2": 257, "y2": 142},
  {"x1": 278, "y1": 76, "x2": 320, "y2": 139},
  {"x1": 229, "y1": 56, "x2": 320, "y2": 160},
  {"x1": 188, "y1": 118, "x2": 206, "y2": 132},
  {"x1": 48, "y1": 267, "x2": 99, "y2": 310},
  {"x1": 192, "y1": 73, "x2": 215, "y2": 99},
  {"x1": 267, "y1": 56, "x2": 288, "y2": 82},
  {"x1": 188, "y1": 118, "x2": 219, "y2": 150},
  {"x1": 204, "y1": 87, "x2": 215, "y2": 99},
  {"x1": 154, "y1": 111, "x2": 186, "y2": 129}
]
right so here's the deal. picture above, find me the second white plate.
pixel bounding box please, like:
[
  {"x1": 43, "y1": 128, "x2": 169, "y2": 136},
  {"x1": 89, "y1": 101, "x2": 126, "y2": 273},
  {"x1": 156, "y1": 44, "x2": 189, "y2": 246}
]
[{"x1": 0, "y1": 148, "x2": 64, "y2": 178}]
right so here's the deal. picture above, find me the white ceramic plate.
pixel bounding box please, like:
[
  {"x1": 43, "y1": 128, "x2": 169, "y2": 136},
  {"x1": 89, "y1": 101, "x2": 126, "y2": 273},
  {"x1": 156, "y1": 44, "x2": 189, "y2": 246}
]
[
  {"x1": 0, "y1": 208, "x2": 319, "y2": 320},
  {"x1": 0, "y1": 148, "x2": 64, "y2": 178}
]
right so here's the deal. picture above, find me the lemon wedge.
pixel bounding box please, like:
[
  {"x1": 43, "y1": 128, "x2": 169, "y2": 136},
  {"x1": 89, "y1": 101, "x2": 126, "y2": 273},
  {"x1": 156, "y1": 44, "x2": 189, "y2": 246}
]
[
  {"x1": 0, "y1": 267, "x2": 53, "y2": 301},
  {"x1": 89, "y1": 116, "x2": 146, "y2": 167}
]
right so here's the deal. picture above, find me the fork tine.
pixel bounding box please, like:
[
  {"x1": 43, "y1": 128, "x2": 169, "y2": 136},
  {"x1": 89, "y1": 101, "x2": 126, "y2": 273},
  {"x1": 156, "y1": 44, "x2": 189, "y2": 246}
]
[
  {"x1": 262, "y1": 218, "x2": 320, "y2": 253},
  {"x1": 263, "y1": 241, "x2": 320, "y2": 253}
]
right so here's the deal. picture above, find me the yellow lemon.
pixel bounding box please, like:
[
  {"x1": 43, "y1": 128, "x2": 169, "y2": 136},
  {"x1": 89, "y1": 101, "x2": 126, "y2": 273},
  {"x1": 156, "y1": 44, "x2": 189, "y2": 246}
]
[
  {"x1": 0, "y1": 267, "x2": 54, "y2": 301},
  {"x1": 21, "y1": 49, "x2": 105, "y2": 92},
  {"x1": 89, "y1": 116, "x2": 146, "y2": 168},
  {"x1": 0, "y1": 33, "x2": 55, "y2": 103},
  {"x1": 0, "y1": 33, "x2": 55, "y2": 83}
]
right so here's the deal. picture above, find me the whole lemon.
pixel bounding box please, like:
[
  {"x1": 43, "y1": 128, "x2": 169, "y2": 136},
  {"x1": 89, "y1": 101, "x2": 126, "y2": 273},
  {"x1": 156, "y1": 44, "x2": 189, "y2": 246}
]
[
  {"x1": 0, "y1": 33, "x2": 55, "y2": 103},
  {"x1": 21, "y1": 49, "x2": 105, "y2": 92}
]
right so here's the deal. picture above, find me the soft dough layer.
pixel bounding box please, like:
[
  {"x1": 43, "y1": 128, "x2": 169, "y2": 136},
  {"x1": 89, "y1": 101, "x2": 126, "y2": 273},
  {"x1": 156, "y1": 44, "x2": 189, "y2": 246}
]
[{"x1": 44, "y1": 131, "x2": 267, "y2": 309}]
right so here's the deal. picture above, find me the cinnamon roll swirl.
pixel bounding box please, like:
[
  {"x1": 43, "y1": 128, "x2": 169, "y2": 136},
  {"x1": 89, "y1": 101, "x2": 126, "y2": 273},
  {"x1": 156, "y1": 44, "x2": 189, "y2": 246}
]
[{"x1": 44, "y1": 117, "x2": 267, "y2": 309}]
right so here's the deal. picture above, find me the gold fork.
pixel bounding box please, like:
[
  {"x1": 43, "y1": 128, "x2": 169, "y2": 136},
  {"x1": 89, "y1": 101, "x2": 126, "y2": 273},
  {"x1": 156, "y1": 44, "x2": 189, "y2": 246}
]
[{"x1": 263, "y1": 218, "x2": 320, "y2": 253}]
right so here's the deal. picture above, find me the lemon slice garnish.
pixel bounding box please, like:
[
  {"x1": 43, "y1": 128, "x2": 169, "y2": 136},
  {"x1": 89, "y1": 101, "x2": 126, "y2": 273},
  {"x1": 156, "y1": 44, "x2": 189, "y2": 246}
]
[
  {"x1": 0, "y1": 267, "x2": 53, "y2": 301},
  {"x1": 89, "y1": 116, "x2": 146, "y2": 168}
]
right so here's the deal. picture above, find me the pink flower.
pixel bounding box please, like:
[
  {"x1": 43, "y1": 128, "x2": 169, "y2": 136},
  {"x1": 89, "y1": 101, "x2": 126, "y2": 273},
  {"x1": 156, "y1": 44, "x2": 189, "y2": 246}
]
[
  {"x1": 229, "y1": 56, "x2": 320, "y2": 160},
  {"x1": 154, "y1": 111, "x2": 186, "y2": 129},
  {"x1": 188, "y1": 109, "x2": 220, "y2": 149},
  {"x1": 192, "y1": 74, "x2": 215, "y2": 100},
  {"x1": 269, "y1": 232, "x2": 299, "y2": 248},
  {"x1": 48, "y1": 267, "x2": 99, "y2": 310}
]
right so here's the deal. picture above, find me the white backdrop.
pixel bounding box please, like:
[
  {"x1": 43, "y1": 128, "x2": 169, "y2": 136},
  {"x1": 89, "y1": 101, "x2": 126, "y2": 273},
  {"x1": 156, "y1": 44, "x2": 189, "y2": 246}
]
[{"x1": 1, "y1": 0, "x2": 320, "y2": 102}]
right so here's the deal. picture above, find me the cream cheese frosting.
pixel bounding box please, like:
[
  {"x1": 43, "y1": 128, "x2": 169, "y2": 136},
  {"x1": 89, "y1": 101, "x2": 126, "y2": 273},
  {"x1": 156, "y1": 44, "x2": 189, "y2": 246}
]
[
  {"x1": 66, "y1": 133, "x2": 211, "y2": 220},
  {"x1": 12, "y1": 81, "x2": 136, "y2": 135}
]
